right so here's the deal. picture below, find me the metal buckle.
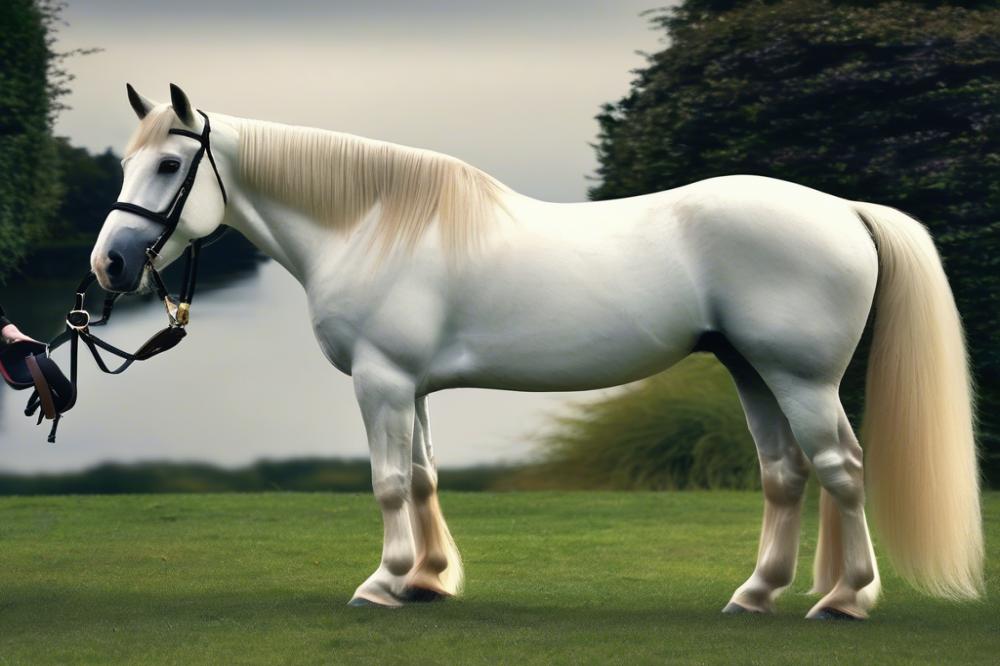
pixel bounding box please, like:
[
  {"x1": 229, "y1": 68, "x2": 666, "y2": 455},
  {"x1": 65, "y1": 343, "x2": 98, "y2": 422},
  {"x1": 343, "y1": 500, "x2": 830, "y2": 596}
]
[
  {"x1": 66, "y1": 309, "x2": 90, "y2": 331},
  {"x1": 163, "y1": 296, "x2": 179, "y2": 326}
]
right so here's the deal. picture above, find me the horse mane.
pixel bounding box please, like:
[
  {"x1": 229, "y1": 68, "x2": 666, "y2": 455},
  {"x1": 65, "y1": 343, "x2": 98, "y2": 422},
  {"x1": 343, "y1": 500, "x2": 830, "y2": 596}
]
[
  {"x1": 124, "y1": 108, "x2": 509, "y2": 259},
  {"x1": 236, "y1": 118, "x2": 509, "y2": 259}
]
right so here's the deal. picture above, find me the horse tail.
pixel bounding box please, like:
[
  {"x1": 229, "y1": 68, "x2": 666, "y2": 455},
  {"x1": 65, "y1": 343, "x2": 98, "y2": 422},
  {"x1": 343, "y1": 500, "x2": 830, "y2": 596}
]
[
  {"x1": 437, "y1": 509, "x2": 465, "y2": 595},
  {"x1": 849, "y1": 201, "x2": 983, "y2": 599}
]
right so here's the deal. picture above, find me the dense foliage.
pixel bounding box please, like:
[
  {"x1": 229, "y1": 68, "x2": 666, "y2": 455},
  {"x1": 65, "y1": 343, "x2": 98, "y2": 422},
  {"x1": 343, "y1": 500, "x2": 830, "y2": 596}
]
[
  {"x1": 0, "y1": 1, "x2": 260, "y2": 284},
  {"x1": 9, "y1": 140, "x2": 125, "y2": 280},
  {"x1": 581, "y1": 0, "x2": 999, "y2": 484},
  {"x1": 51, "y1": 139, "x2": 123, "y2": 239},
  {"x1": 0, "y1": 0, "x2": 62, "y2": 282}
]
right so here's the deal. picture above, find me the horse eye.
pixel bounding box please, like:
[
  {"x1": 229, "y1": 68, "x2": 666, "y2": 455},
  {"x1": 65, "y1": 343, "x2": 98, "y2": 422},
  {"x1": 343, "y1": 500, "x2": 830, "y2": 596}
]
[{"x1": 158, "y1": 159, "x2": 181, "y2": 174}]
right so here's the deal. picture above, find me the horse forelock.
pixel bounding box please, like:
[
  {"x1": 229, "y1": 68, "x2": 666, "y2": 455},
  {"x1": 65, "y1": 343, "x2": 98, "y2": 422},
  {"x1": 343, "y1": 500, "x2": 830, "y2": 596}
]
[{"x1": 123, "y1": 107, "x2": 179, "y2": 158}]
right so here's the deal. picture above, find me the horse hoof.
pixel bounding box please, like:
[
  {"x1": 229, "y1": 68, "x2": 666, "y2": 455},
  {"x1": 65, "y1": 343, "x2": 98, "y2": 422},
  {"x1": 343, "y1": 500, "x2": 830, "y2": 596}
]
[
  {"x1": 348, "y1": 596, "x2": 395, "y2": 608},
  {"x1": 403, "y1": 587, "x2": 445, "y2": 603},
  {"x1": 722, "y1": 602, "x2": 760, "y2": 615},
  {"x1": 809, "y1": 607, "x2": 863, "y2": 621}
]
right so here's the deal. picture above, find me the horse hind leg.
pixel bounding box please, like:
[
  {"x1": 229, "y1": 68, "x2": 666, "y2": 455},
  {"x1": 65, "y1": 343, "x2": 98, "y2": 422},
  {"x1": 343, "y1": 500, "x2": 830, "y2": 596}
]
[
  {"x1": 709, "y1": 337, "x2": 810, "y2": 614},
  {"x1": 405, "y1": 396, "x2": 464, "y2": 600},
  {"x1": 768, "y1": 378, "x2": 880, "y2": 619},
  {"x1": 810, "y1": 419, "x2": 881, "y2": 611}
]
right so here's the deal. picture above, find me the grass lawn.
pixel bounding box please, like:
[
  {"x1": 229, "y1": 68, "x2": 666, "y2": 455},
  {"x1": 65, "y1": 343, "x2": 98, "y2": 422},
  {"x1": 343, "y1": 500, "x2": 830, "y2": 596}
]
[{"x1": 1, "y1": 491, "x2": 997, "y2": 665}]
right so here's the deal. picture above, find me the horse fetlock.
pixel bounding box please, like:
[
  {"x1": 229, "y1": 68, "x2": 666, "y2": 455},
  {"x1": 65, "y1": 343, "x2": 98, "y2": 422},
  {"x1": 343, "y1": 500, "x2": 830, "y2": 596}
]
[
  {"x1": 383, "y1": 544, "x2": 415, "y2": 577},
  {"x1": 385, "y1": 554, "x2": 414, "y2": 577},
  {"x1": 757, "y1": 559, "x2": 795, "y2": 590},
  {"x1": 418, "y1": 547, "x2": 449, "y2": 574},
  {"x1": 845, "y1": 560, "x2": 876, "y2": 591}
]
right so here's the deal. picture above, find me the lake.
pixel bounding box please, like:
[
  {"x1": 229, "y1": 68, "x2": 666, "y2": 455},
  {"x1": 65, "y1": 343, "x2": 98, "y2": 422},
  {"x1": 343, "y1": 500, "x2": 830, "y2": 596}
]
[{"x1": 1, "y1": 255, "x2": 585, "y2": 474}]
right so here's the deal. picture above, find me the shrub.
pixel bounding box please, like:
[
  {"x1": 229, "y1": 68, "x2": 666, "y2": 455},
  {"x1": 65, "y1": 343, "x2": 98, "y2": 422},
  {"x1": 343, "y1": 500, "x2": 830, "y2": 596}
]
[{"x1": 505, "y1": 356, "x2": 758, "y2": 490}]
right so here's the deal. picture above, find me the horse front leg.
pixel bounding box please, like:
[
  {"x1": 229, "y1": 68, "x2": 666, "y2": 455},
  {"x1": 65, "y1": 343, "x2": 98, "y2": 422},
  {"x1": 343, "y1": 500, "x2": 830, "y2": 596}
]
[
  {"x1": 348, "y1": 353, "x2": 418, "y2": 608},
  {"x1": 406, "y1": 396, "x2": 464, "y2": 600}
]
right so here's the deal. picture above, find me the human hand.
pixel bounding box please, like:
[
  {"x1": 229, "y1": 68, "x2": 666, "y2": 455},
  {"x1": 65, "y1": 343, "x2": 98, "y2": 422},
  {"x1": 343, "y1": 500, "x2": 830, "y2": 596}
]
[{"x1": 1, "y1": 323, "x2": 40, "y2": 345}]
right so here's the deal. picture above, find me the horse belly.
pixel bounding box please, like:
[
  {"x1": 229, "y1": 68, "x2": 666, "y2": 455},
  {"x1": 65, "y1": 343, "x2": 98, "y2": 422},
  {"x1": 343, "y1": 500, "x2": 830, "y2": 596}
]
[
  {"x1": 426, "y1": 224, "x2": 704, "y2": 392},
  {"x1": 433, "y1": 320, "x2": 699, "y2": 392}
]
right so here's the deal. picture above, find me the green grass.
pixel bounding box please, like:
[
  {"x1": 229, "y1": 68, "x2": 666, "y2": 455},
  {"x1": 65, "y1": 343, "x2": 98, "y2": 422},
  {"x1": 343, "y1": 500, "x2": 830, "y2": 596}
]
[{"x1": 1, "y1": 492, "x2": 998, "y2": 665}]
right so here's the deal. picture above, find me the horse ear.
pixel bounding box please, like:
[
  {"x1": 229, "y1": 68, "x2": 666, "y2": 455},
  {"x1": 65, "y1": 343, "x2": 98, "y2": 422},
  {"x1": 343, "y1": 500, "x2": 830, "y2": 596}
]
[
  {"x1": 126, "y1": 83, "x2": 153, "y2": 119},
  {"x1": 169, "y1": 83, "x2": 195, "y2": 126}
]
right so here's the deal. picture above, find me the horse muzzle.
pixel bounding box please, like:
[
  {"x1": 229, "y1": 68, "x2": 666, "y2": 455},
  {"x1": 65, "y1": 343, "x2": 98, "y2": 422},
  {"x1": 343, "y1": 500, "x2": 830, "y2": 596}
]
[{"x1": 94, "y1": 232, "x2": 155, "y2": 293}]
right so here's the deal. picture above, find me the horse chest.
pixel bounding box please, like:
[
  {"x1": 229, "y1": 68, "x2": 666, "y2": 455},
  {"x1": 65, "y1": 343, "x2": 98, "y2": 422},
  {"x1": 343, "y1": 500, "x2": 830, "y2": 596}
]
[
  {"x1": 306, "y1": 277, "x2": 449, "y2": 378},
  {"x1": 310, "y1": 313, "x2": 357, "y2": 375}
]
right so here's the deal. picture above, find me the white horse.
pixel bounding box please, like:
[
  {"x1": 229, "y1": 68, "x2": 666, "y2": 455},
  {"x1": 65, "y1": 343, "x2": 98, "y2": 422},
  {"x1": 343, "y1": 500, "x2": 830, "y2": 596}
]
[{"x1": 91, "y1": 84, "x2": 983, "y2": 619}]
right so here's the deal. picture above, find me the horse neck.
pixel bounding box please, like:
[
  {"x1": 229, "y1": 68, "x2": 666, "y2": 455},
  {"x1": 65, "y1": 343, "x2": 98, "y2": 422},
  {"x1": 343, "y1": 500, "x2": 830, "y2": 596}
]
[
  {"x1": 212, "y1": 113, "x2": 517, "y2": 287},
  {"x1": 212, "y1": 115, "x2": 346, "y2": 286},
  {"x1": 228, "y1": 186, "x2": 346, "y2": 286}
]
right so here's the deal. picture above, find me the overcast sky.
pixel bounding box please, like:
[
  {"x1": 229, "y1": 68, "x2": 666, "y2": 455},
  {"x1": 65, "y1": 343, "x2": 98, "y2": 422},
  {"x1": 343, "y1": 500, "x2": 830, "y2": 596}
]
[{"x1": 55, "y1": 0, "x2": 675, "y2": 202}]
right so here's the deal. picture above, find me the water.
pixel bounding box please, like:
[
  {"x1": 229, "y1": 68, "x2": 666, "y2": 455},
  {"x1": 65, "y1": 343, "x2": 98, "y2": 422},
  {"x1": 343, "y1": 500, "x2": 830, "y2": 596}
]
[{"x1": 1, "y1": 258, "x2": 582, "y2": 474}]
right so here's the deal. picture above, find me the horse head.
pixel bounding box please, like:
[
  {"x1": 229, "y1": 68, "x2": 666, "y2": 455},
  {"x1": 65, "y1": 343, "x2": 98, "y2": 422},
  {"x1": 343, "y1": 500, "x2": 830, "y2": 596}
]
[{"x1": 91, "y1": 83, "x2": 229, "y2": 292}]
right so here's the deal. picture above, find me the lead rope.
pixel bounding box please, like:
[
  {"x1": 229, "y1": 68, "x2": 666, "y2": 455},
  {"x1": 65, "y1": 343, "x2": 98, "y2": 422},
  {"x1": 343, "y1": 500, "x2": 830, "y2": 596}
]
[{"x1": 27, "y1": 245, "x2": 195, "y2": 442}]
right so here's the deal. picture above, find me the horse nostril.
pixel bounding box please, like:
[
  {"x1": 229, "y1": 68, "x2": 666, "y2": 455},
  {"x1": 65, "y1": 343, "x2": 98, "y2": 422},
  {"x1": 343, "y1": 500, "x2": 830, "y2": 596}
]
[{"x1": 107, "y1": 250, "x2": 125, "y2": 278}]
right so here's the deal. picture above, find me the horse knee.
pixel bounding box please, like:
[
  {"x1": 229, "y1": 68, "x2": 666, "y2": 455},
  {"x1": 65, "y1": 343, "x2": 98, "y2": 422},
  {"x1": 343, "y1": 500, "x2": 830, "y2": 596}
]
[
  {"x1": 373, "y1": 472, "x2": 409, "y2": 510},
  {"x1": 760, "y1": 452, "x2": 809, "y2": 506}
]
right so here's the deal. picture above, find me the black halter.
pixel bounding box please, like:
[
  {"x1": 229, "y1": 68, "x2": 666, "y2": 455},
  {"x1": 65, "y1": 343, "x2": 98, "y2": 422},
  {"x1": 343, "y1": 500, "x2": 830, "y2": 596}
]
[{"x1": 16, "y1": 109, "x2": 229, "y2": 442}]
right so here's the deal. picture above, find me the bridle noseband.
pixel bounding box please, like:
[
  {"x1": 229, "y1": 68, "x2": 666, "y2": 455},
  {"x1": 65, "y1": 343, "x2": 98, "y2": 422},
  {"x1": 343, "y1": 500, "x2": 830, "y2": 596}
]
[{"x1": 19, "y1": 109, "x2": 230, "y2": 442}]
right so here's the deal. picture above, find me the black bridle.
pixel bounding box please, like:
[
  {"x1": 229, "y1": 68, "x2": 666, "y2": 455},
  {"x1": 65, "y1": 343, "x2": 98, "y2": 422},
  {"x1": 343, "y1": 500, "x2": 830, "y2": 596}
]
[
  {"x1": 22, "y1": 109, "x2": 229, "y2": 442},
  {"x1": 109, "y1": 109, "x2": 228, "y2": 258}
]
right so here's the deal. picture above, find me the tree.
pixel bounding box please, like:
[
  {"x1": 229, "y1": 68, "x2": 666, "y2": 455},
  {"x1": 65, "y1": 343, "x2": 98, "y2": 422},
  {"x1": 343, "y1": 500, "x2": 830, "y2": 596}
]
[
  {"x1": 585, "y1": 0, "x2": 1000, "y2": 484},
  {"x1": 50, "y1": 139, "x2": 123, "y2": 240},
  {"x1": 0, "y1": 0, "x2": 62, "y2": 282},
  {"x1": 9, "y1": 140, "x2": 126, "y2": 280}
]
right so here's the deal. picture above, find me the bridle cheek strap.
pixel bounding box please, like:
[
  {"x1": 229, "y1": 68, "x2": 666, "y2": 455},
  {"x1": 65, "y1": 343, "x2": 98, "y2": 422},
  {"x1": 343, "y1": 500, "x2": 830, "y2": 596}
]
[{"x1": 107, "y1": 110, "x2": 228, "y2": 257}]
